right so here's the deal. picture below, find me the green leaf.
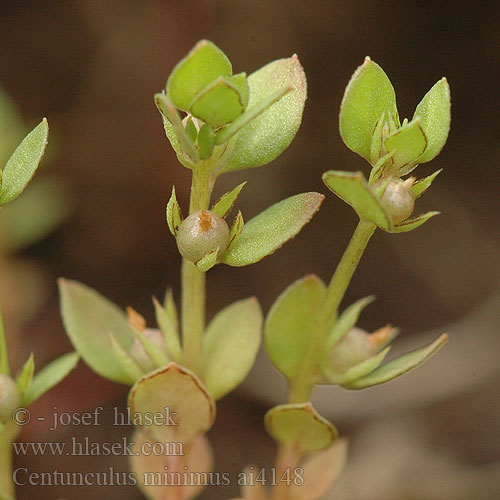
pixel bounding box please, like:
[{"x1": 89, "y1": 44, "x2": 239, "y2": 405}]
[
  {"x1": 327, "y1": 296, "x2": 375, "y2": 349},
  {"x1": 339, "y1": 58, "x2": 398, "y2": 161},
  {"x1": 132, "y1": 328, "x2": 169, "y2": 369},
  {"x1": 228, "y1": 72, "x2": 249, "y2": 108},
  {"x1": 214, "y1": 86, "x2": 291, "y2": 147},
  {"x1": 196, "y1": 248, "x2": 218, "y2": 272},
  {"x1": 167, "y1": 40, "x2": 232, "y2": 111},
  {"x1": 166, "y1": 186, "x2": 183, "y2": 236},
  {"x1": 128, "y1": 362, "x2": 216, "y2": 444},
  {"x1": 384, "y1": 118, "x2": 427, "y2": 175},
  {"x1": 185, "y1": 117, "x2": 198, "y2": 144},
  {"x1": 211, "y1": 181, "x2": 246, "y2": 218},
  {"x1": 190, "y1": 76, "x2": 246, "y2": 128},
  {"x1": 202, "y1": 298, "x2": 262, "y2": 400},
  {"x1": 370, "y1": 112, "x2": 387, "y2": 166},
  {"x1": 227, "y1": 210, "x2": 244, "y2": 247},
  {"x1": 388, "y1": 211, "x2": 440, "y2": 233},
  {"x1": 108, "y1": 333, "x2": 145, "y2": 384},
  {"x1": 0, "y1": 119, "x2": 49, "y2": 205},
  {"x1": 164, "y1": 287, "x2": 179, "y2": 334},
  {"x1": 412, "y1": 169, "x2": 442, "y2": 199},
  {"x1": 23, "y1": 352, "x2": 79, "y2": 406},
  {"x1": 328, "y1": 346, "x2": 390, "y2": 386},
  {"x1": 16, "y1": 353, "x2": 35, "y2": 399},
  {"x1": 322, "y1": 170, "x2": 391, "y2": 230},
  {"x1": 265, "y1": 275, "x2": 326, "y2": 380},
  {"x1": 155, "y1": 93, "x2": 199, "y2": 164},
  {"x1": 218, "y1": 55, "x2": 307, "y2": 172},
  {"x1": 265, "y1": 403, "x2": 338, "y2": 454},
  {"x1": 153, "y1": 297, "x2": 182, "y2": 362},
  {"x1": 58, "y1": 278, "x2": 135, "y2": 384},
  {"x1": 159, "y1": 109, "x2": 183, "y2": 161},
  {"x1": 413, "y1": 78, "x2": 451, "y2": 163},
  {"x1": 345, "y1": 333, "x2": 448, "y2": 389},
  {"x1": 0, "y1": 306, "x2": 8, "y2": 375},
  {"x1": 222, "y1": 192, "x2": 324, "y2": 267},
  {"x1": 198, "y1": 123, "x2": 214, "y2": 160}
]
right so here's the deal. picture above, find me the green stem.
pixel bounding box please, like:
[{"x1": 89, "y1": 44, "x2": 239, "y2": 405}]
[
  {"x1": 181, "y1": 164, "x2": 215, "y2": 374},
  {"x1": 0, "y1": 422, "x2": 19, "y2": 499},
  {"x1": 289, "y1": 220, "x2": 377, "y2": 403}
]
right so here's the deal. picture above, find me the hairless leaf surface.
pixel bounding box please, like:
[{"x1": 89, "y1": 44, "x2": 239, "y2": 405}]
[
  {"x1": 339, "y1": 58, "x2": 398, "y2": 162},
  {"x1": 345, "y1": 333, "x2": 448, "y2": 389},
  {"x1": 388, "y1": 211, "x2": 440, "y2": 233},
  {"x1": 167, "y1": 40, "x2": 232, "y2": 111},
  {"x1": 289, "y1": 439, "x2": 348, "y2": 500},
  {"x1": 327, "y1": 296, "x2": 375, "y2": 349},
  {"x1": 16, "y1": 353, "x2": 35, "y2": 400},
  {"x1": 412, "y1": 169, "x2": 442, "y2": 199},
  {"x1": 190, "y1": 76, "x2": 246, "y2": 128},
  {"x1": 202, "y1": 297, "x2": 262, "y2": 400},
  {"x1": 128, "y1": 362, "x2": 215, "y2": 444},
  {"x1": 384, "y1": 118, "x2": 427, "y2": 174},
  {"x1": 265, "y1": 403, "x2": 338, "y2": 454},
  {"x1": 265, "y1": 275, "x2": 326, "y2": 381},
  {"x1": 58, "y1": 279, "x2": 135, "y2": 384},
  {"x1": 23, "y1": 352, "x2": 79, "y2": 406},
  {"x1": 322, "y1": 171, "x2": 391, "y2": 230},
  {"x1": 211, "y1": 182, "x2": 246, "y2": 218},
  {"x1": 153, "y1": 297, "x2": 182, "y2": 361}
]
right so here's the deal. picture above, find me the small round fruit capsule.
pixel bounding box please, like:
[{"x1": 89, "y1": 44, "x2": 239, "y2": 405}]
[
  {"x1": 176, "y1": 210, "x2": 230, "y2": 263},
  {"x1": 380, "y1": 177, "x2": 415, "y2": 224},
  {"x1": 0, "y1": 374, "x2": 21, "y2": 422}
]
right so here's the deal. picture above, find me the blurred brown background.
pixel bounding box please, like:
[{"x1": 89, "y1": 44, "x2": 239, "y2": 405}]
[{"x1": 0, "y1": 1, "x2": 499, "y2": 499}]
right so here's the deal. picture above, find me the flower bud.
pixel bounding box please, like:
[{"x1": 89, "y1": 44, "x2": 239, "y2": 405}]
[
  {"x1": 176, "y1": 210, "x2": 230, "y2": 263},
  {"x1": 0, "y1": 374, "x2": 21, "y2": 423},
  {"x1": 130, "y1": 328, "x2": 166, "y2": 373},
  {"x1": 329, "y1": 327, "x2": 376, "y2": 373},
  {"x1": 379, "y1": 177, "x2": 415, "y2": 224}
]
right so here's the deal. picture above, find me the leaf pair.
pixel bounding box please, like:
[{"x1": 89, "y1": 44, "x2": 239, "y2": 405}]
[
  {"x1": 158, "y1": 40, "x2": 307, "y2": 172},
  {"x1": 58, "y1": 279, "x2": 183, "y2": 386},
  {"x1": 58, "y1": 279, "x2": 262, "y2": 400},
  {"x1": 322, "y1": 170, "x2": 440, "y2": 232},
  {"x1": 340, "y1": 57, "x2": 450, "y2": 177},
  {"x1": 168, "y1": 184, "x2": 324, "y2": 271},
  {"x1": 1, "y1": 307, "x2": 78, "y2": 409},
  {"x1": 265, "y1": 274, "x2": 448, "y2": 390}
]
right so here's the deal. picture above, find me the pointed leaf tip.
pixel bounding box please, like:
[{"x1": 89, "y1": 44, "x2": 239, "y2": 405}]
[
  {"x1": 345, "y1": 333, "x2": 448, "y2": 389},
  {"x1": 0, "y1": 118, "x2": 49, "y2": 205},
  {"x1": 413, "y1": 78, "x2": 451, "y2": 163},
  {"x1": 167, "y1": 40, "x2": 232, "y2": 111}
]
